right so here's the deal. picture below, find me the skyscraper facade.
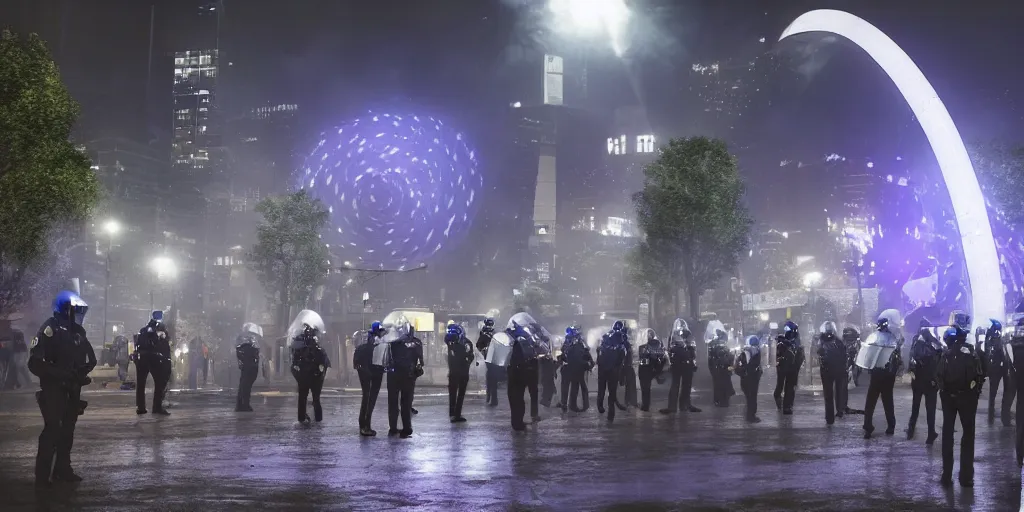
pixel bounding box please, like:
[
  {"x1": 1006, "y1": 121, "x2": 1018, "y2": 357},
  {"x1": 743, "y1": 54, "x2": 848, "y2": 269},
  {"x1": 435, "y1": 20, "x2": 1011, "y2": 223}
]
[{"x1": 172, "y1": 49, "x2": 222, "y2": 182}]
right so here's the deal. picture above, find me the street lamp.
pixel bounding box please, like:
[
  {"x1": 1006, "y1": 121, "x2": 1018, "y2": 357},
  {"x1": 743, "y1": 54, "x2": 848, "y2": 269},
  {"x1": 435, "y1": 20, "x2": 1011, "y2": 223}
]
[
  {"x1": 802, "y1": 271, "x2": 823, "y2": 289},
  {"x1": 548, "y1": 0, "x2": 631, "y2": 56},
  {"x1": 101, "y1": 219, "x2": 121, "y2": 344},
  {"x1": 149, "y1": 256, "x2": 178, "y2": 310}
]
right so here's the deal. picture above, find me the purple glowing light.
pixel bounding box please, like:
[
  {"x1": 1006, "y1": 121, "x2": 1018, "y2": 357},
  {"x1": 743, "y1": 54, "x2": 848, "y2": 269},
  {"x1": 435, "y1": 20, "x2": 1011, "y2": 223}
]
[
  {"x1": 298, "y1": 113, "x2": 482, "y2": 267},
  {"x1": 782, "y1": 10, "x2": 1004, "y2": 327}
]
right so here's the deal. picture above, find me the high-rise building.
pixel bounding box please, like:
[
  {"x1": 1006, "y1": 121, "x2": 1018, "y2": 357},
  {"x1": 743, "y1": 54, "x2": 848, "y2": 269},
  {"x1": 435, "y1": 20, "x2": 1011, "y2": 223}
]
[
  {"x1": 172, "y1": 48, "x2": 222, "y2": 182},
  {"x1": 229, "y1": 103, "x2": 301, "y2": 191}
]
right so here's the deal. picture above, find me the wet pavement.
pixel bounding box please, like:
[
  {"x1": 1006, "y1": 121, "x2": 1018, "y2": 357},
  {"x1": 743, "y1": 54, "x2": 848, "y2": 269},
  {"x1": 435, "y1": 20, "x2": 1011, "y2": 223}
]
[{"x1": 1, "y1": 380, "x2": 1022, "y2": 511}]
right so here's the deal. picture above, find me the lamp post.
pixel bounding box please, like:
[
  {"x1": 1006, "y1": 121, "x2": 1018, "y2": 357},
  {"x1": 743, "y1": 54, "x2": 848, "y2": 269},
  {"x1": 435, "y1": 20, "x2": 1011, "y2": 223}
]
[
  {"x1": 101, "y1": 220, "x2": 121, "y2": 344},
  {"x1": 149, "y1": 256, "x2": 178, "y2": 311},
  {"x1": 803, "y1": 270, "x2": 824, "y2": 326}
]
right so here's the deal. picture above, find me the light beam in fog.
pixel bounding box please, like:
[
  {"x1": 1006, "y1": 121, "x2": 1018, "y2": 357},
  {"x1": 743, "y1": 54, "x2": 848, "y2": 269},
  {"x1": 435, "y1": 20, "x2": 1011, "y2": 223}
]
[{"x1": 780, "y1": 10, "x2": 1004, "y2": 328}]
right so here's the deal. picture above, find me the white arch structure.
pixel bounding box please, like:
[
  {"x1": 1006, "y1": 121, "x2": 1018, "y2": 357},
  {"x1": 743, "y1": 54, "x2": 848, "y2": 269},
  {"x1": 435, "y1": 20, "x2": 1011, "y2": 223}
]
[{"x1": 780, "y1": 10, "x2": 1004, "y2": 327}]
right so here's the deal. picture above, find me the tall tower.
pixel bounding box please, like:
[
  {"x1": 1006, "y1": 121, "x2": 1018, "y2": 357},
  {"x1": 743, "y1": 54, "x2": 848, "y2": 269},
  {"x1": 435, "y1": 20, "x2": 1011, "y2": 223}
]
[{"x1": 170, "y1": 1, "x2": 224, "y2": 185}]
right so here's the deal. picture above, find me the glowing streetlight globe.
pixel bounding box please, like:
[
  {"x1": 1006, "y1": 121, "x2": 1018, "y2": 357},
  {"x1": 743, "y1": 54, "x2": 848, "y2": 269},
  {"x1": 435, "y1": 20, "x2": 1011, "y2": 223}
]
[
  {"x1": 150, "y1": 256, "x2": 178, "y2": 281},
  {"x1": 547, "y1": 0, "x2": 631, "y2": 56},
  {"x1": 103, "y1": 219, "x2": 121, "y2": 236}
]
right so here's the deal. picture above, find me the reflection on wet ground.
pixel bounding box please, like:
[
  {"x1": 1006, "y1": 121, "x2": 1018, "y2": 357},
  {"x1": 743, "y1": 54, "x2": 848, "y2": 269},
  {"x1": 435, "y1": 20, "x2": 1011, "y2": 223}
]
[{"x1": 0, "y1": 383, "x2": 1021, "y2": 510}]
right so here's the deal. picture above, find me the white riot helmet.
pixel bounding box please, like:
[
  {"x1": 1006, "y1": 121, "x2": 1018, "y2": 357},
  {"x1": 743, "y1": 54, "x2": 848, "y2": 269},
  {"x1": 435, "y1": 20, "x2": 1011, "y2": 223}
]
[
  {"x1": 287, "y1": 309, "x2": 325, "y2": 341},
  {"x1": 671, "y1": 318, "x2": 692, "y2": 346},
  {"x1": 242, "y1": 322, "x2": 263, "y2": 338},
  {"x1": 704, "y1": 319, "x2": 726, "y2": 343},
  {"x1": 819, "y1": 321, "x2": 838, "y2": 337}
]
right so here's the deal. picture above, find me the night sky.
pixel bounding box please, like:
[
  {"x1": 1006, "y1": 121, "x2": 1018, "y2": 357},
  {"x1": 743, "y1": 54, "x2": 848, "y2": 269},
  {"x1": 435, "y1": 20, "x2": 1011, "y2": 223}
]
[{"x1": 3, "y1": 0, "x2": 1024, "y2": 200}]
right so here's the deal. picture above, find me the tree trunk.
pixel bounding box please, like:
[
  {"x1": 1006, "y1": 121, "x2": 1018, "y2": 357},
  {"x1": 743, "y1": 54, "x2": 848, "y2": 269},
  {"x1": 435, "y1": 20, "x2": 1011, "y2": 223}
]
[{"x1": 277, "y1": 273, "x2": 290, "y2": 338}]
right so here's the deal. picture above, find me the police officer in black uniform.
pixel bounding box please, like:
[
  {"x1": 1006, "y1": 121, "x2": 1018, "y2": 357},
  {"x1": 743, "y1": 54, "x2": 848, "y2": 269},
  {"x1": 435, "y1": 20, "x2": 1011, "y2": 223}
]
[
  {"x1": 983, "y1": 320, "x2": 1012, "y2": 425},
  {"x1": 936, "y1": 325, "x2": 985, "y2": 487},
  {"x1": 774, "y1": 321, "x2": 805, "y2": 415},
  {"x1": 559, "y1": 325, "x2": 593, "y2": 412},
  {"x1": 596, "y1": 320, "x2": 629, "y2": 422},
  {"x1": 539, "y1": 349, "x2": 558, "y2": 409},
  {"x1": 289, "y1": 311, "x2": 331, "y2": 423},
  {"x1": 235, "y1": 322, "x2": 262, "y2": 412},
  {"x1": 28, "y1": 291, "x2": 96, "y2": 485},
  {"x1": 621, "y1": 326, "x2": 638, "y2": 410},
  {"x1": 907, "y1": 319, "x2": 942, "y2": 443},
  {"x1": 355, "y1": 321, "x2": 386, "y2": 436},
  {"x1": 637, "y1": 329, "x2": 667, "y2": 412},
  {"x1": 843, "y1": 326, "x2": 862, "y2": 387},
  {"x1": 444, "y1": 323, "x2": 474, "y2": 422},
  {"x1": 817, "y1": 321, "x2": 848, "y2": 425},
  {"x1": 862, "y1": 311, "x2": 903, "y2": 439},
  {"x1": 134, "y1": 310, "x2": 171, "y2": 415},
  {"x1": 735, "y1": 335, "x2": 763, "y2": 423},
  {"x1": 476, "y1": 318, "x2": 501, "y2": 407},
  {"x1": 1007, "y1": 317, "x2": 1024, "y2": 466},
  {"x1": 387, "y1": 319, "x2": 424, "y2": 438},
  {"x1": 661, "y1": 319, "x2": 701, "y2": 414},
  {"x1": 506, "y1": 320, "x2": 543, "y2": 431},
  {"x1": 707, "y1": 326, "x2": 734, "y2": 407}
]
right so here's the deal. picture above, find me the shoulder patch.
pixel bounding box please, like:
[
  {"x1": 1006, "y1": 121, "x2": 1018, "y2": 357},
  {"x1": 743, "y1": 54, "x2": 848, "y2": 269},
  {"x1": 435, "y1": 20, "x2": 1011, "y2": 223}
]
[
  {"x1": 30, "y1": 337, "x2": 39, "y2": 348},
  {"x1": 961, "y1": 346, "x2": 971, "y2": 354},
  {"x1": 43, "y1": 325, "x2": 53, "y2": 337}
]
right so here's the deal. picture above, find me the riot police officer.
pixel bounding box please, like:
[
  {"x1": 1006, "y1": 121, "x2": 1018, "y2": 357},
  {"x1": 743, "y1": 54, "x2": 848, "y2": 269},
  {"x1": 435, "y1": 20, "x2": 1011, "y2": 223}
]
[
  {"x1": 936, "y1": 325, "x2": 985, "y2": 487},
  {"x1": 637, "y1": 329, "x2": 667, "y2": 412},
  {"x1": 734, "y1": 335, "x2": 763, "y2": 423},
  {"x1": 112, "y1": 334, "x2": 130, "y2": 387},
  {"x1": 445, "y1": 323, "x2": 474, "y2": 422},
  {"x1": 1007, "y1": 318, "x2": 1024, "y2": 466},
  {"x1": 559, "y1": 325, "x2": 593, "y2": 412},
  {"x1": 774, "y1": 321, "x2": 805, "y2": 415},
  {"x1": 235, "y1": 322, "x2": 262, "y2": 412},
  {"x1": 907, "y1": 319, "x2": 942, "y2": 443},
  {"x1": 289, "y1": 310, "x2": 331, "y2": 423},
  {"x1": 707, "y1": 325, "x2": 734, "y2": 407},
  {"x1": 355, "y1": 322, "x2": 386, "y2": 436},
  {"x1": 843, "y1": 327, "x2": 862, "y2": 387},
  {"x1": 387, "y1": 317, "x2": 424, "y2": 438},
  {"x1": 596, "y1": 320, "x2": 629, "y2": 421},
  {"x1": 983, "y1": 320, "x2": 1012, "y2": 425},
  {"x1": 621, "y1": 326, "x2": 637, "y2": 410},
  {"x1": 817, "y1": 321, "x2": 848, "y2": 425},
  {"x1": 860, "y1": 310, "x2": 903, "y2": 439},
  {"x1": 134, "y1": 310, "x2": 171, "y2": 415},
  {"x1": 506, "y1": 316, "x2": 545, "y2": 430},
  {"x1": 28, "y1": 291, "x2": 96, "y2": 485},
  {"x1": 476, "y1": 318, "x2": 501, "y2": 407},
  {"x1": 538, "y1": 344, "x2": 558, "y2": 409},
  {"x1": 661, "y1": 319, "x2": 701, "y2": 414}
]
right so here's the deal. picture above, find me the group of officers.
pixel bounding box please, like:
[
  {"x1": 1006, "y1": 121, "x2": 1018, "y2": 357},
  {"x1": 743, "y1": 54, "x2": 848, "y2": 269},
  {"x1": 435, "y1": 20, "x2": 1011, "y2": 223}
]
[{"x1": 24, "y1": 288, "x2": 1024, "y2": 490}]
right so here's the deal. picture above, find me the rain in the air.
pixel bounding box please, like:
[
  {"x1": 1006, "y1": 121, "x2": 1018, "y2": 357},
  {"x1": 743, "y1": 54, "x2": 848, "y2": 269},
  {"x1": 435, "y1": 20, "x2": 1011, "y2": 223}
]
[{"x1": 1, "y1": 0, "x2": 1024, "y2": 509}]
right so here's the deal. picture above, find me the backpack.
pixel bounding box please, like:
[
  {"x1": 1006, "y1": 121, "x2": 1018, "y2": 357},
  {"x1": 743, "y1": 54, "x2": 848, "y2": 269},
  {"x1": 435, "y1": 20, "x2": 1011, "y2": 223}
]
[
  {"x1": 942, "y1": 344, "x2": 979, "y2": 394},
  {"x1": 598, "y1": 335, "x2": 624, "y2": 369},
  {"x1": 390, "y1": 340, "x2": 418, "y2": 373},
  {"x1": 911, "y1": 337, "x2": 940, "y2": 371},
  {"x1": 135, "y1": 330, "x2": 156, "y2": 352},
  {"x1": 777, "y1": 341, "x2": 797, "y2": 369}
]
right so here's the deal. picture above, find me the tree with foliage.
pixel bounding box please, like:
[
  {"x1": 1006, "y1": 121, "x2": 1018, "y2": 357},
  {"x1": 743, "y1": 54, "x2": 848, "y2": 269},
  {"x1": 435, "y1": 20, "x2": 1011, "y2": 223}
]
[
  {"x1": 513, "y1": 280, "x2": 549, "y2": 318},
  {"x1": 626, "y1": 240, "x2": 672, "y2": 327},
  {"x1": 630, "y1": 137, "x2": 752, "y2": 322},
  {"x1": 248, "y1": 190, "x2": 330, "y2": 335},
  {"x1": 0, "y1": 31, "x2": 100, "y2": 317}
]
